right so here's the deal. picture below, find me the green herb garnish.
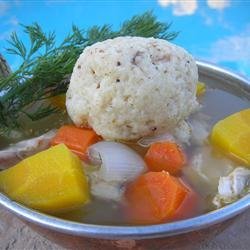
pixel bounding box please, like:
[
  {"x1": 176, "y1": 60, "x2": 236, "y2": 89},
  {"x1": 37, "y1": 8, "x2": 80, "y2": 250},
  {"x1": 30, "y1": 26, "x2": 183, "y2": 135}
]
[{"x1": 0, "y1": 11, "x2": 178, "y2": 136}]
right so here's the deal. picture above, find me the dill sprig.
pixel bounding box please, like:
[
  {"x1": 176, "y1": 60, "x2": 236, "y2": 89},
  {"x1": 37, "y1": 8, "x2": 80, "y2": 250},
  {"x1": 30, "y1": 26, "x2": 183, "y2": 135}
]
[{"x1": 0, "y1": 11, "x2": 178, "y2": 136}]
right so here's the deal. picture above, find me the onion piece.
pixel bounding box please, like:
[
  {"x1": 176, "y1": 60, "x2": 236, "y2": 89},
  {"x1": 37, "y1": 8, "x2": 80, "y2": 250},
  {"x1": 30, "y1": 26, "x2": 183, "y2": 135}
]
[
  {"x1": 88, "y1": 141, "x2": 146, "y2": 182},
  {"x1": 137, "y1": 133, "x2": 175, "y2": 148}
]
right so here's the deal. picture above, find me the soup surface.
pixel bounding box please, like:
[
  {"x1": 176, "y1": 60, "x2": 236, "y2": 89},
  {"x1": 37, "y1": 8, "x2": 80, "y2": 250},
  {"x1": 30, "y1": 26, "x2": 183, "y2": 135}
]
[
  {"x1": 60, "y1": 86, "x2": 249, "y2": 225},
  {"x1": 0, "y1": 81, "x2": 249, "y2": 226}
]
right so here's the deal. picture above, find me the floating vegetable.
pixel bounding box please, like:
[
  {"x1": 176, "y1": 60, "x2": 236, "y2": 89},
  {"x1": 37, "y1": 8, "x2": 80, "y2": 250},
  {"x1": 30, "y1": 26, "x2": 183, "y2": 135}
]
[
  {"x1": 87, "y1": 141, "x2": 146, "y2": 201},
  {"x1": 196, "y1": 82, "x2": 206, "y2": 96},
  {"x1": 137, "y1": 133, "x2": 175, "y2": 147},
  {"x1": 172, "y1": 182, "x2": 200, "y2": 221},
  {"x1": 0, "y1": 144, "x2": 90, "y2": 213},
  {"x1": 211, "y1": 109, "x2": 250, "y2": 166},
  {"x1": 125, "y1": 171, "x2": 194, "y2": 224},
  {"x1": 51, "y1": 125, "x2": 101, "y2": 160},
  {"x1": 88, "y1": 141, "x2": 146, "y2": 182},
  {"x1": 144, "y1": 142, "x2": 186, "y2": 175}
]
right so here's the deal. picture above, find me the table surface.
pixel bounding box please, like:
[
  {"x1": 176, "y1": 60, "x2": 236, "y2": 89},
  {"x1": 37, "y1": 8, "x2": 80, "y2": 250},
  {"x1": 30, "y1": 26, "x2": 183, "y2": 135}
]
[{"x1": 0, "y1": 205, "x2": 249, "y2": 250}]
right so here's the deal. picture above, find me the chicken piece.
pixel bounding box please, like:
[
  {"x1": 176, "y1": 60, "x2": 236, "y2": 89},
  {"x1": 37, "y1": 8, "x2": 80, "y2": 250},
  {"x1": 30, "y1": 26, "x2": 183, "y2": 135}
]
[
  {"x1": 189, "y1": 112, "x2": 210, "y2": 146},
  {"x1": 83, "y1": 167, "x2": 125, "y2": 202},
  {"x1": 173, "y1": 120, "x2": 192, "y2": 145},
  {"x1": 90, "y1": 176, "x2": 124, "y2": 202},
  {"x1": 183, "y1": 147, "x2": 234, "y2": 198},
  {"x1": 174, "y1": 112, "x2": 210, "y2": 146},
  {"x1": 213, "y1": 167, "x2": 250, "y2": 208},
  {"x1": 190, "y1": 147, "x2": 233, "y2": 185},
  {"x1": 0, "y1": 130, "x2": 56, "y2": 170}
]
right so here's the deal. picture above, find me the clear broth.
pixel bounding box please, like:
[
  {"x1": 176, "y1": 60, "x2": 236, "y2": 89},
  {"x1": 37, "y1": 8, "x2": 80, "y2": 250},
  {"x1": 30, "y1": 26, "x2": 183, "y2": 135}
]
[
  {"x1": 59, "y1": 87, "x2": 249, "y2": 225},
  {"x1": 0, "y1": 86, "x2": 249, "y2": 225}
]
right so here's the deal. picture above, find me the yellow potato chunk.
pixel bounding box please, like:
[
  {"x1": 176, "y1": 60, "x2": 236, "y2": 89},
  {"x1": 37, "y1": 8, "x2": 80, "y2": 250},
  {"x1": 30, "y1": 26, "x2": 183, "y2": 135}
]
[
  {"x1": 0, "y1": 144, "x2": 89, "y2": 213},
  {"x1": 196, "y1": 82, "x2": 206, "y2": 96},
  {"x1": 211, "y1": 109, "x2": 250, "y2": 166}
]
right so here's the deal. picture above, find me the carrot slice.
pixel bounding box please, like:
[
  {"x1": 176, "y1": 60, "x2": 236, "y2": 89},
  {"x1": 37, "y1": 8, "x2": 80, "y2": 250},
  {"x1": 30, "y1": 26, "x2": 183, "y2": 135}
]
[
  {"x1": 125, "y1": 171, "x2": 189, "y2": 224},
  {"x1": 171, "y1": 180, "x2": 200, "y2": 221},
  {"x1": 144, "y1": 142, "x2": 186, "y2": 175},
  {"x1": 51, "y1": 125, "x2": 101, "y2": 160}
]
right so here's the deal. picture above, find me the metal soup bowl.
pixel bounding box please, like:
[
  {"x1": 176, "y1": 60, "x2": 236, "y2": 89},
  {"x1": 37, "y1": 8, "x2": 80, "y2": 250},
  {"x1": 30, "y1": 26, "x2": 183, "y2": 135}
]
[{"x1": 0, "y1": 61, "x2": 249, "y2": 247}]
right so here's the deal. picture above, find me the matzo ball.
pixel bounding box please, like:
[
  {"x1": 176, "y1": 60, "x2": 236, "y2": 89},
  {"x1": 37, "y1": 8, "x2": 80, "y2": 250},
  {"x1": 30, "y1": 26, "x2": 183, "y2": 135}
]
[{"x1": 66, "y1": 36, "x2": 198, "y2": 140}]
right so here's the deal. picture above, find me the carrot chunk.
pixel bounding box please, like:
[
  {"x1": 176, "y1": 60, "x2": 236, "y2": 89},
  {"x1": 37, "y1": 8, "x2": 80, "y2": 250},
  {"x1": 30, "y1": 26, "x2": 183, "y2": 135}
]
[
  {"x1": 51, "y1": 125, "x2": 101, "y2": 160},
  {"x1": 125, "y1": 171, "x2": 190, "y2": 224},
  {"x1": 144, "y1": 142, "x2": 186, "y2": 175},
  {"x1": 171, "y1": 180, "x2": 200, "y2": 221}
]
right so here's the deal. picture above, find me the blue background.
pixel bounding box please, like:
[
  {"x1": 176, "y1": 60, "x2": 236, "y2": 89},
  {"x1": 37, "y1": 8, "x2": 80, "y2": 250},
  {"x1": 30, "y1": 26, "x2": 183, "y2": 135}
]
[{"x1": 0, "y1": 0, "x2": 250, "y2": 79}]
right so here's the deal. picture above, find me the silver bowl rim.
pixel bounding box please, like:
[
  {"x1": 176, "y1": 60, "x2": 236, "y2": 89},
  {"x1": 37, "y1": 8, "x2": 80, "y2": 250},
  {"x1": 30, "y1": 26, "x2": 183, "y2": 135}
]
[{"x1": 0, "y1": 60, "x2": 249, "y2": 240}]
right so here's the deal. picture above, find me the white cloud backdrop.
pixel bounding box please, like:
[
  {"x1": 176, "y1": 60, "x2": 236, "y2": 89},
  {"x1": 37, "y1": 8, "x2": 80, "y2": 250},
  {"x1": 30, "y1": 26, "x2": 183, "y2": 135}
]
[
  {"x1": 206, "y1": 24, "x2": 250, "y2": 76},
  {"x1": 210, "y1": 25, "x2": 250, "y2": 63},
  {"x1": 158, "y1": 0, "x2": 230, "y2": 15},
  {"x1": 157, "y1": 0, "x2": 198, "y2": 16},
  {"x1": 207, "y1": 0, "x2": 230, "y2": 10}
]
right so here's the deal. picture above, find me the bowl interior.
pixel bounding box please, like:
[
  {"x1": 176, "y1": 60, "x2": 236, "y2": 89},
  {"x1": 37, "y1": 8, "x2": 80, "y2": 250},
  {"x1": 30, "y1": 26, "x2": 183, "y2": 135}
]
[{"x1": 0, "y1": 61, "x2": 249, "y2": 239}]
